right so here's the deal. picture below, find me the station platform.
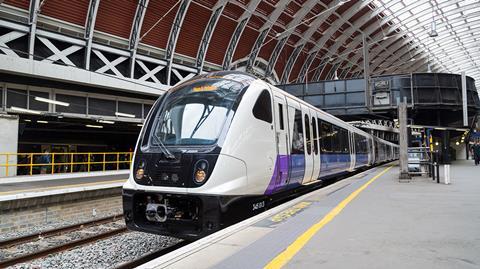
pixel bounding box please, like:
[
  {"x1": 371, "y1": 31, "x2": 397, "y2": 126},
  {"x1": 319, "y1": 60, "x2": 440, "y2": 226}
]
[
  {"x1": 141, "y1": 161, "x2": 480, "y2": 269},
  {"x1": 0, "y1": 170, "x2": 128, "y2": 205}
]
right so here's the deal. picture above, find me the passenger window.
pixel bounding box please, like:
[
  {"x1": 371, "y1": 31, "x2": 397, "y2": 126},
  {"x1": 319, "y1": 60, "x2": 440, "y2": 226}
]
[
  {"x1": 312, "y1": 117, "x2": 318, "y2": 155},
  {"x1": 291, "y1": 110, "x2": 304, "y2": 154},
  {"x1": 252, "y1": 90, "x2": 272, "y2": 123},
  {"x1": 304, "y1": 114, "x2": 311, "y2": 155},
  {"x1": 278, "y1": 103, "x2": 284, "y2": 130},
  {"x1": 320, "y1": 121, "x2": 333, "y2": 152}
]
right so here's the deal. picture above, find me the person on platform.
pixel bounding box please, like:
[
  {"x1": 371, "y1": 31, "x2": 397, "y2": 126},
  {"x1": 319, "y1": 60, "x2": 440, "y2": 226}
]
[
  {"x1": 40, "y1": 149, "x2": 51, "y2": 174},
  {"x1": 471, "y1": 141, "x2": 480, "y2": 166}
]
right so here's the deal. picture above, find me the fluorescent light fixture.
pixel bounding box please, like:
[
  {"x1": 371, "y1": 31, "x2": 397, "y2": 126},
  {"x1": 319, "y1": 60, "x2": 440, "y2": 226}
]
[
  {"x1": 10, "y1": 106, "x2": 42, "y2": 115},
  {"x1": 86, "y1": 124, "x2": 103, "y2": 128},
  {"x1": 34, "y1": 97, "x2": 70, "y2": 107},
  {"x1": 115, "y1": 112, "x2": 135, "y2": 118},
  {"x1": 24, "y1": 119, "x2": 31, "y2": 122},
  {"x1": 435, "y1": 127, "x2": 447, "y2": 130},
  {"x1": 98, "y1": 120, "x2": 115, "y2": 124},
  {"x1": 37, "y1": 120, "x2": 48, "y2": 124},
  {"x1": 137, "y1": 124, "x2": 144, "y2": 127}
]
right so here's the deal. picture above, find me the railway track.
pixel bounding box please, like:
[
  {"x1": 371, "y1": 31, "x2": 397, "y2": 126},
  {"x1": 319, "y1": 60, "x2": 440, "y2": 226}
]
[
  {"x1": 0, "y1": 215, "x2": 126, "y2": 268},
  {"x1": 115, "y1": 240, "x2": 190, "y2": 269}
]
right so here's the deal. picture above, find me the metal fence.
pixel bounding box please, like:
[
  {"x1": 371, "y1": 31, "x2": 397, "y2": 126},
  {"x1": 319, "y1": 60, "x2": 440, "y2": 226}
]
[{"x1": 0, "y1": 152, "x2": 133, "y2": 177}]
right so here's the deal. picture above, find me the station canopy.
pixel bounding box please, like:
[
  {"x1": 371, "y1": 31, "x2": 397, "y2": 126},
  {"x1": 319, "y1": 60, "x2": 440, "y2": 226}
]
[{"x1": 0, "y1": 0, "x2": 478, "y2": 88}]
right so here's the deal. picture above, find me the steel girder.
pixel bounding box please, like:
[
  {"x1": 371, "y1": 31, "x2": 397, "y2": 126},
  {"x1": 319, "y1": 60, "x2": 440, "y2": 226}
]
[
  {"x1": 166, "y1": 0, "x2": 191, "y2": 85},
  {"x1": 196, "y1": 0, "x2": 228, "y2": 74},
  {"x1": 245, "y1": 0, "x2": 289, "y2": 73},
  {"x1": 312, "y1": 58, "x2": 329, "y2": 82},
  {"x1": 297, "y1": 0, "x2": 371, "y2": 83},
  {"x1": 222, "y1": 0, "x2": 262, "y2": 70},
  {"x1": 263, "y1": 0, "x2": 318, "y2": 79},
  {"x1": 325, "y1": 62, "x2": 339, "y2": 80},
  {"x1": 280, "y1": 45, "x2": 302, "y2": 84},
  {"x1": 281, "y1": 0, "x2": 342, "y2": 84},
  {"x1": 129, "y1": 0, "x2": 149, "y2": 78},
  {"x1": 264, "y1": 36, "x2": 287, "y2": 79},
  {"x1": 85, "y1": 0, "x2": 100, "y2": 70},
  {"x1": 28, "y1": 0, "x2": 40, "y2": 60},
  {"x1": 312, "y1": 3, "x2": 412, "y2": 81}
]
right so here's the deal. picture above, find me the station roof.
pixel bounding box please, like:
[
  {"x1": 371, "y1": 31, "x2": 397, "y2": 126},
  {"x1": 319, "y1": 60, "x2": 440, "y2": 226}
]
[{"x1": 1, "y1": 0, "x2": 479, "y2": 87}]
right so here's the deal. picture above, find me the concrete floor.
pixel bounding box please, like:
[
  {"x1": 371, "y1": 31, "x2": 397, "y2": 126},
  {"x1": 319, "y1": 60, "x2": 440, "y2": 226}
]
[
  {"x1": 0, "y1": 173, "x2": 128, "y2": 193},
  {"x1": 287, "y1": 160, "x2": 480, "y2": 269},
  {"x1": 143, "y1": 161, "x2": 480, "y2": 269}
]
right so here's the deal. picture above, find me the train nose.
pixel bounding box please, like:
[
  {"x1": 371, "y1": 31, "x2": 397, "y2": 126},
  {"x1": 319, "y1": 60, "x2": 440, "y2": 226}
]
[{"x1": 145, "y1": 203, "x2": 167, "y2": 222}]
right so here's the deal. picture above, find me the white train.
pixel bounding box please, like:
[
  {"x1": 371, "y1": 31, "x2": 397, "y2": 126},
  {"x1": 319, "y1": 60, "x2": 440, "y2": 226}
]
[{"x1": 123, "y1": 71, "x2": 398, "y2": 239}]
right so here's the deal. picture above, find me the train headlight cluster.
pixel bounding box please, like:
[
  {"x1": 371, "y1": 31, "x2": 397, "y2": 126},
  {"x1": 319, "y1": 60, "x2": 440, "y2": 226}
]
[
  {"x1": 135, "y1": 169, "x2": 145, "y2": 180},
  {"x1": 193, "y1": 159, "x2": 209, "y2": 184},
  {"x1": 135, "y1": 160, "x2": 146, "y2": 180}
]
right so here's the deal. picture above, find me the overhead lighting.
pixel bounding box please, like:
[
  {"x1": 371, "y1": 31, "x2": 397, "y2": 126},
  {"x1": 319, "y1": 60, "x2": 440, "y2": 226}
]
[
  {"x1": 137, "y1": 124, "x2": 144, "y2": 127},
  {"x1": 98, "y1": 120, "x2": 115, "y2": 124},
  {"x1": 24, "y1": 119, "x2": 31, "y2": 122},
  {"x1": 34, "y1": 97, "x2": 70, "y2": 107},
  {"x1": 86, "y1": 124, "x2": 103, "y2": 128},
  {"x1": 456, "y1": 141, "x2": 460, "y2": 145},
  {"x1": 10, "y1": 106, "x2": 42, "y2": 115},
  {"x1": 115, "y1": 112, "x2": 135, "y2": 118},
  {"x1": 435, "y1": 127, "x2": 447, "y2": 130},
  {"x1": 37, "y1": 120, "x2": 48, "y2": 124}
]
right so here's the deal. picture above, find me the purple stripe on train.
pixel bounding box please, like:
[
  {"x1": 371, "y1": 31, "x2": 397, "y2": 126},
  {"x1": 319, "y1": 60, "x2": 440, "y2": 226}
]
[{"x1": 264, "y1": 153, "x2": 369, "y2": 195}]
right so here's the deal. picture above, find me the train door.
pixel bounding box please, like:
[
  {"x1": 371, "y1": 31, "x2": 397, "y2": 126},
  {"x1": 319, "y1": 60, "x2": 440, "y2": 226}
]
[
  {"x1": 301, "y1": 105, "x2": 314, "y2": 184},
  {"x1": 348, "y1": 131, "x2": 356, "y2": 171},
  {"x1": 287, "y1": 100, "x2": 304, "y2": 186},
  {"x1": 272, "y1": 93, "x2": 289, "y2": 190},
  {"x1": 369, "y1": 138, "x2": 374, "y2": 165},
  {"x1": 311, "y1": 113, "x2": 320, "y2": 181}
]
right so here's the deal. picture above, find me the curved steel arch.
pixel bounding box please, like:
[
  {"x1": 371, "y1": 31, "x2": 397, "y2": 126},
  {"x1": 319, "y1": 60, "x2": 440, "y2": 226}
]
[
  {"x1": 373, "y1": 0, "x2": 480, "y2": 86},
  {"x1": 166, "y1": 0, "x2": 192, "y2": 85},
  {"x1": 129, "y1": 0, "x2": 149, "y2": 78},
  {"x1": 283, "y1": 0, "x2": 354, "y2": 83},
  {"x1": 222, "y1": 0, "x2": 262, "y2": 70},
  {"x1": 263, "y1": 0, "x2": 319, "y2": 79},
  {"x1": 245, "y1": 0, "x2": 290, "y2": 73},
  {"x1": 196, "y1": 0, "x2": 229, "y2": 74}
]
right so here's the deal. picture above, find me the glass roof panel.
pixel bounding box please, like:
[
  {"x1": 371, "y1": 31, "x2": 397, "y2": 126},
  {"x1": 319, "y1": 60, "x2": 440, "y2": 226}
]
[{"x1": 373, "y1": 0, "x2": 480, "y2": 90}]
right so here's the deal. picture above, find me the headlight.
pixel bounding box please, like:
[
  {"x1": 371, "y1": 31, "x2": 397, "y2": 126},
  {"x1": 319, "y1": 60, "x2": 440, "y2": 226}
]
[
  {"x1": 193, "y1": 159, "x2": 209, "y2": 184},
  {"x1": 135, "y1": 168, "x2": 144, "y2": 180},
  {"x1": 161, "y1": 173, "x2": 169, "y2": 181},
  {"x1": 171, "y1": 173, "x2": 179, "y2": 183},
  {"x1": 194, "y1": 169, "x2": 206, "y2": 183}
]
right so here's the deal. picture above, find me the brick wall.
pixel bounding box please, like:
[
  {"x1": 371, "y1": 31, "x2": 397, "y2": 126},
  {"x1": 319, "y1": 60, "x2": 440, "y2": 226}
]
[{"x1": 0, "y1": 195, "x2": 122, "y2": 233}]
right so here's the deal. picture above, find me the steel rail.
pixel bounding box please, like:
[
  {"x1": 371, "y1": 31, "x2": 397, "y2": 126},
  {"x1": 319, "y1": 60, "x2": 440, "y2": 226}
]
[
  {"x1": 0, "y1": 214, "x2": 124, "y2": 248},
  {"x1": 0, "y1": 226, "x2": 128, "y2": 267}
]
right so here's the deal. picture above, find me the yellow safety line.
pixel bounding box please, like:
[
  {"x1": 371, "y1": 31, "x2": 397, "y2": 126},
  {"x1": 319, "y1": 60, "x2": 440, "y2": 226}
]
[
  {"x1": 0, "y1": 179, "x2": 127, "y2": 196},
  {"x1": 264, "y1": 164, "x2": 394, "y2": 269}
]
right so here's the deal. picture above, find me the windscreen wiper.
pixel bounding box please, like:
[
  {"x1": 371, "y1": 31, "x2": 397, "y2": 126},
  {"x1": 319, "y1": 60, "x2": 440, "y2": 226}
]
[{"x1": 152, "y1": 135, "x2": 176, "y2": 160}]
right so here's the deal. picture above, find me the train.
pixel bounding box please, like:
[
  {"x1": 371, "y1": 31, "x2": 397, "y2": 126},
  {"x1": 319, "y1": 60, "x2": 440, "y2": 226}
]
[{"x1": 122, "y1": 71, "x2": 398, "y2": 240}]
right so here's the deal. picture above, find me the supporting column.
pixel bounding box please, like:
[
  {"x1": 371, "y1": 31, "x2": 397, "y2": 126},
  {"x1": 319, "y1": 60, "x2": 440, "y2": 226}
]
[
  {"x1": 461, "y1": 71, "x2": 468, "y2": 127},
  {"x1": 362, "y1": 34, "x2": 371, "y2": 110},
  {"x1": 0, "y1": 114, "x2": 19, "y2": 177},
  {"x1": 28, "y1": 0, "x2": 40, "y2": 60},
  {"x1": 399, "y1": 97, "x2": 411, "y2": 180},
  {"x1": 442, "y1": 130, "x2": 450, "y2": 164}
]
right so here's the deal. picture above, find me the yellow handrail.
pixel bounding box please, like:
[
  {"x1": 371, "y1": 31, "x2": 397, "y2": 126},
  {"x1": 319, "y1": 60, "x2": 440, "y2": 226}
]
[{"x1": 0, "y1": 152, "x2": 134, "y2": 177}]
